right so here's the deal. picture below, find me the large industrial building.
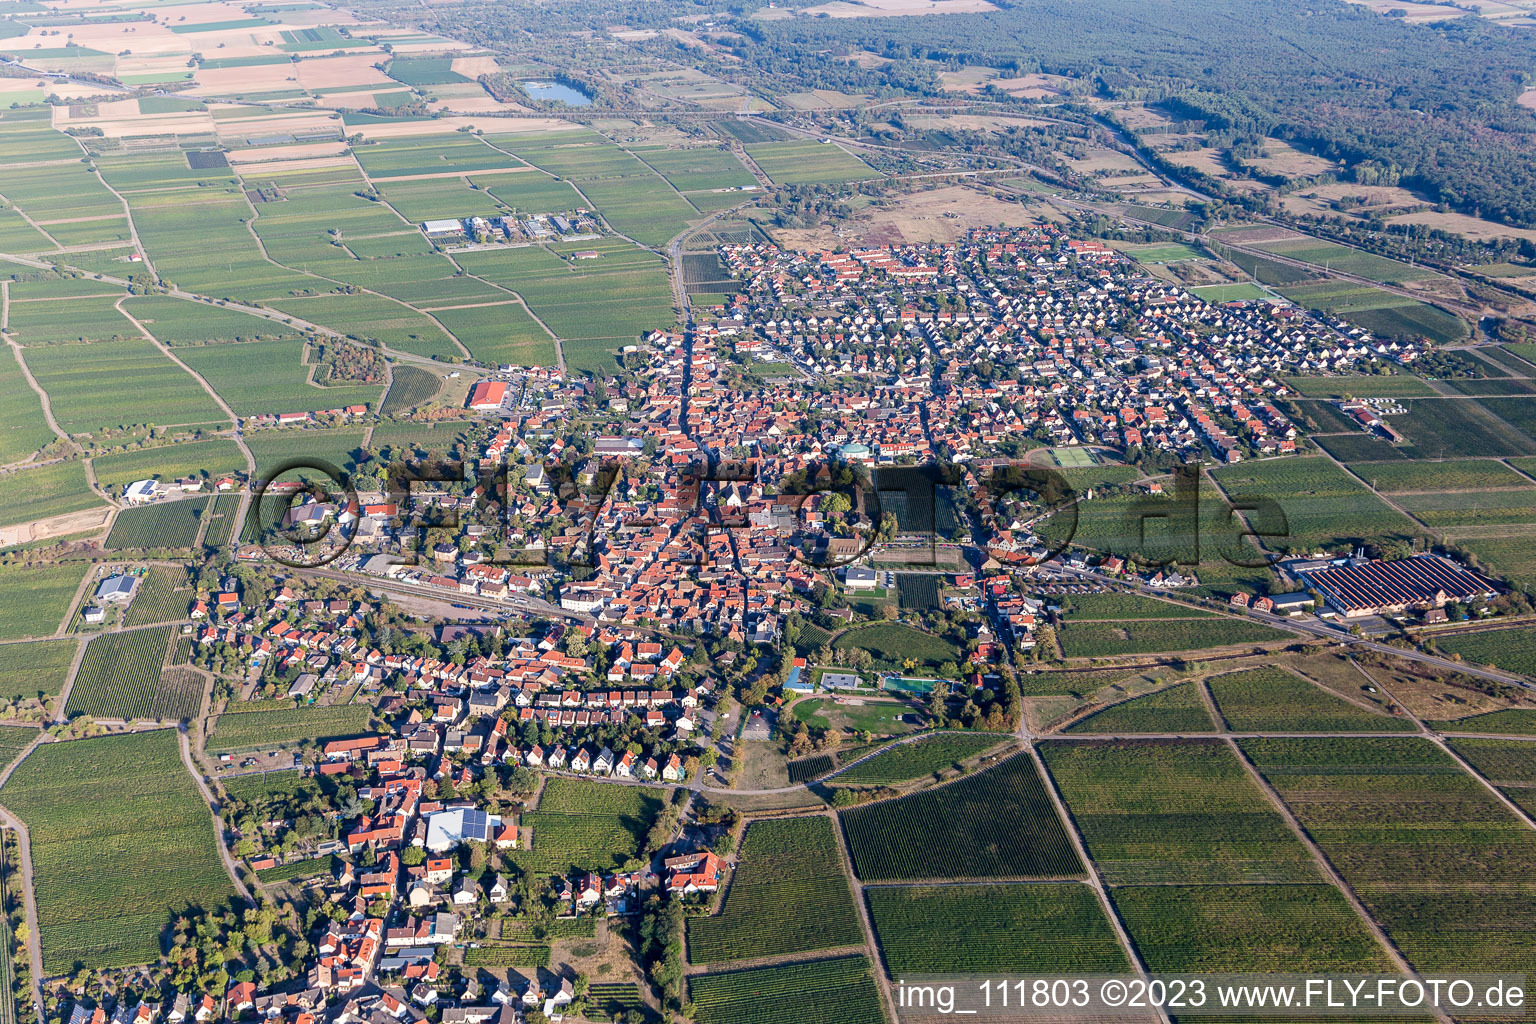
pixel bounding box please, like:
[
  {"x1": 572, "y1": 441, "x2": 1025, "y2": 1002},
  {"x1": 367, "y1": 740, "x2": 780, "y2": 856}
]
[{"x1": 1298, "y1": 554, "x2": 1498, "y2": 619}]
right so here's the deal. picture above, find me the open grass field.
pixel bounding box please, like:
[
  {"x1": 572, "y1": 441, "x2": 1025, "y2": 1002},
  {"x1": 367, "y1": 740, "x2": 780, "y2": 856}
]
[
  {"x1": 0, "y1": 346, "x2": 55, "y2": 464},
  {"x1": 744, "y1": 142, "x2": 877, "y2": 184},
  {"x1": 1432, "y1": 627, "x2": 1536, "y2": 678},
  {"x1": 176, "y1": 340, "x2": 382, "y2": 417},
  {"x1": 206, "y1": 705, "x2": 373, "y2": 753},
  {"x1": 0, "y1": 729, "x2": 234, "y2": 973},
  {"x1": 1208, "y1": 667, "x2": 1413, "y2": 732},
  {"x1": 831, "y1": 622, "x2": 959, "y2": 672},
  {"x1": 23, "y1": 340, "x2": 229, "y2": 435},
  {"x1": 0, "y1": 562, "x2": 85, "y2": 641},
  {"x1": 1210, "y1": 456, "x2": 1420, "y2": 552},
  {"x1": 689, "y1": 956, "x2": 883, "y2": 1024},
  {"x1": 840, "y1": 753, "x2": 1081, "y2": 881},
  {"x1": 1063, "y1": 683, "x2": 1217, "y2": 735},
  {"x1": 104, "y1": 499, "x2": 206, "y2": 551},
  {"x1": 833, "y1": 732, "x2": 1006, "y2": 784},
  {"x1": 0, "y1": 460, "x2": 103, "y2": 530},
  {"x1": 1114, "y1": 884, "x2": 1393, "y2": 972},
  {"x1": 1057, "y1": 617, "x2": 1291, "y2": 658},
  {"x1": 123, "y1": 565, "x2": 192, "y2": 627},
  {"x1": 687, "y1": 816, "x2": 862, "y2": 965},
  {"x1": 869, "y1": 882, "x2": 1127, "y2": 977},
  {"x1": 0, "y1": 639, "x2": 75, "y2": 701},
  {"x1": 1190, "y1": 283, "x2": 1268, "y2": 301},
  {"x1": 1241, "y1": 736, "x2": 1536, "y2": 975},
  {"x1": 65, "y1": 626, "x2": 173, "y2": 721},
  {"x1": 790, "y1": 697, "x2": 918, "y2": 735},
  {"x1": 520, "y1": 777, "x2": 667, "y2": 874},
  {"x1": 91, "y1": 441, "x2": 246, "y2": 493},
  {"x1": 1040, "y1": 739, "x2": 1319, "y2": 884}
]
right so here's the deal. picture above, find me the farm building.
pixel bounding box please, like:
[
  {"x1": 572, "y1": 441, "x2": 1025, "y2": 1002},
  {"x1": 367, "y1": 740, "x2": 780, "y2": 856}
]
[
  {"x1": 95, "y1": 575, "x2": 138, "y2": 605},
  {"x1": 1299, "y1": 554, "x2": 1497, "y2": 618},
  {"x1": 466, "y1": 381, "x2": 508, "y2": 411},
  {"x1": 421, "y1": 219, "x2": 465, "y2": 237},
  {"x1": 124, "y1": 479, "x2": 160, "y2": 504}
]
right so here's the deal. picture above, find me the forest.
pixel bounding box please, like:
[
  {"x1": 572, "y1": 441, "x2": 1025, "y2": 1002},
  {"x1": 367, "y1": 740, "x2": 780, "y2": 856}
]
[{"x1": 732, "y1": 0, "x2": 1536, "y2": 226}]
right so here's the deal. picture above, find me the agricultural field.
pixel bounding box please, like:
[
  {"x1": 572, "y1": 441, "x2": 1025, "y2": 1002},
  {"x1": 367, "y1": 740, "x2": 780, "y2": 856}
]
[
  {"x1": 22, "y1": 340, "x2": 229, "y2": 436},
  {"x1": 1057, "y1": 617, "x2": 1291, "y2": 658},
  {"x1": 687, "y1": 816, "x2": 862, "y2": 965},
  {"x1": 1061, "y1": 593, "x2": 1214, "y2": 620},
  {"x1": 1276, "y1": 280, "x2": 1466, "y2": 344},
  {"x1": 244, "y1": 428, "x2": 368, "y2": 478},
  {"x1": 1432, "y1": 709, "x2": 1536, "y2": 734},
  {"x1": 206, "y1": 705, "x2": 373, "y2": 753},
  {"x1": 0, "y1": 726, "x2": 37, "y2": 773},
  {"x1": 0, "y1": 460, "x2": 104, "y2": 530},
  {"x1": 200, "y1": 493, "x2": 243, "y2": 548},
  {"x1": 124, "y1": 565, "x2": 193, "y2": 627},
  {"x1": 833, "y1": 732, "x2": 1006, "y2": 784},
  {"x1": 176, "y1": 340, "x2": 384, "y2": 417},
  {"x1": 867, "y1": 883, "x2": 1128, "y2": 975},
  {"x1": 428, "y1": 301, "x2": 557, "y2": 367},
  {"x1": 520, "y1": 778, "x2": 667, "y2": 874},
  {"x1": 1207, "y1": 667, "x2": 1413, "y2": 732},
  {"x1": 577, "y1": 175, "x2": 701, "y2": 248},
  {"x1": 1039, "y1": 739, "x2": 1319, "y2": 884},
  {"x1": 65, "y1": 626, "x2": 174, "y2": 721},
  {"x1": 744, "y1": 142, "x2": 877, "y2": 185},
  {"x1": 689, "y1": 957, "x2": 884, "y2": 1024},
  {"x1": 1391, "y1": 398, "x2": 1536, "y2": 459},
  {"x1": 1432, "y1": 628, "x2": 1536, "y2": 677},
  {"x1": 1241, "y1": 736, "x2": 1536, "y2": 974},
  {"x1": 831, "y1": 623, "x2": 959, "y2": 672},
  {"x1": 635, "y1": 146, "x2": 756, "y2": 192},
  {"x1": 1450, "y1": 530, "x2": 1536, "y2": 590},
  {"x1": 1350, "y1": 459, "x2": 1531, "y2": 493},
  {"x1": 1445, "y1": 737, "x2": 1536, "y2": 815},
  {"x1": 222, "y1": 769, "x2": 308, "y2": 805},
  {"x1": 379, "y1": 365, "x2": 442, "y2": 415},
  {"x1": 385, "y1": 57, "x2": 468, "y2": 86},
  {"x1": 840, "y1": 753, "x2": 1081, "y2": 881},
  {"x1": 150, "y1": 668, "x2": 205, "y2": 721},
  {"x1": 0, "y1": 562, "x2": 86, "y2": 640},
  {"x1": 460, "y1": 944, "x2": 551, "y2": 968},
  {"x1": 256, "y1": 855, "x2": 341, "y2": 885},
  {"x1": 1252, "y1": 236, "x2": 1435, "y2": 284},
  {"x1": 1113, "y1": 884, "x2": 1392, "y2": 972},
  {"x1": 0, "y1": 639, "x2": 75, "y2": 702},
  {"x1": 0, "y1": 346, "x2": 55, "y2": 464},
  {"x1": 0, "y1": 729, "x2": 234, "y2": 973},
  {"x1": 1063, "y1": 683, "x2": 1217, "y2": 735},
  {"x1": 90, "y1": 441, "x2": 246, "y2": 494},
  {"x1": 1283, "y1": 375, "x2": 1438, "y2": 399},
  {"x1": 1210, "y1": 456, "x2": 1420, "y2": 553},
  {"x1": 104, "y1": 498, "x2": 207, "y2": 551},
  {"x1": 124, "y1": 297, "x2": 306, "y2": 347}
]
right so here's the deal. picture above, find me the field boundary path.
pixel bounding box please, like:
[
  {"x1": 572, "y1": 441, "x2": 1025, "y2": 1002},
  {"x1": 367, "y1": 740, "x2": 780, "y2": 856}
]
[
  {"x1": 0, "y1": 734, "x2": 50, "y2": 1012},
  {"x1": 177, "y1": 724, "x2": 253, "y2": 905},
  {"x1": 1226, "y1": 734, "x2": 1454, "y2": 1024},
  {"x1": 827, "y1": 810, "x2": 899, "y2": 1024}
]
